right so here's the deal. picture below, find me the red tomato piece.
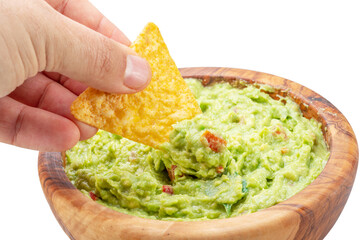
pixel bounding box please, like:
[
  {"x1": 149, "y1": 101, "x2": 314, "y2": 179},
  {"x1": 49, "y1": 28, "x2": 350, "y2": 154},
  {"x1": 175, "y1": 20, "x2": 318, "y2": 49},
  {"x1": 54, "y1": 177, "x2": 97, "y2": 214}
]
[
  {"x1": 216, "y1": 166, "x2": 224, "y2": 173},
  {"x1": 89, "y1": 191, "x2": 97, "y2": 201},
  {"x1": 281, "y1": 147, "x2": 289, "y2": 154},
  {"x1": 272, "y1": 126, "x2": 287, "y2": 139},
  {"x1": 162, "y1": 185, "x2": 174, "y2": 195},
  {"x1": 202, "y1": 130, "x2": 227, "y2": 153}
]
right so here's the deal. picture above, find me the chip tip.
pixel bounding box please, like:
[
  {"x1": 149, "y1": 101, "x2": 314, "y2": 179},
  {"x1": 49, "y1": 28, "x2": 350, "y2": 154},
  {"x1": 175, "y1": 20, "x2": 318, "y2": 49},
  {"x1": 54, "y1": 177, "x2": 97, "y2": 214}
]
[
  {"x1": 143, "y1": 22, "x2": 160, "y2": 33},
  {"x1": 146, "y1": 22, "x2": 158, "y2": 28}
]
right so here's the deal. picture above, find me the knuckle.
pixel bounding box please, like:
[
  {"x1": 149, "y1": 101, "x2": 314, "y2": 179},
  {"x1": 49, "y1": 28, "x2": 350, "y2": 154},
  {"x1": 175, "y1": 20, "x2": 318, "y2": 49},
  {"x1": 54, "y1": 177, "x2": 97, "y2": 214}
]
[
  {"x1": 54, "y1": 0, "x2": 70, "y2": 14},
  {"x1": 0, "y1": 62, "x2": 21, "y2": 97},
  {"x1": 36, "y1": 81, "x2": 55, "y2": 109},
  {"x1": 93, "y1": 37, "x2": 114, "y2": 78},
  {"x1": 0, "y1": 31, "x2": 29, "y2": 96},
  {"x1": 11, "y1": 106, "x2": 26, "y2": 146}
]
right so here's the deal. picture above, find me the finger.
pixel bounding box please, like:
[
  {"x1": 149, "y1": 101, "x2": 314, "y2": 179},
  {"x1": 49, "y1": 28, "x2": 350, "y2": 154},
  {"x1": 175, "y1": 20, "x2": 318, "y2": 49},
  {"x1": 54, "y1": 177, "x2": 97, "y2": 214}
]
[
  {"x1": 43, "y1": 0, "x2": 132, "y2": 85},
  {"x1": 42, "y1": 72, "x2": 88, "y2": 95},
  {"x1": 45, "y1": 0, "x2": 131, "y2": 45},
  {"x1": 43, "y1": 10, "x2": 151, "y2": 94},
  {"x1": 8, "y1": 73, "x2": 97, "y2": 140},
  {"x1": 0, "y1": 96, "x2": 79, "y2": 151}
]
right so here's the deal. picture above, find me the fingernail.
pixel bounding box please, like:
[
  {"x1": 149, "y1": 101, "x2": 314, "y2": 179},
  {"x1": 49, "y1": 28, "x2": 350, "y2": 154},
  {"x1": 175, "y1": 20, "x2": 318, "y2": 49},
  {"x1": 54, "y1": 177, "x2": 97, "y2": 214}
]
[{"x1": 124, "y1": 55, "x2": 151, "y2": 90}]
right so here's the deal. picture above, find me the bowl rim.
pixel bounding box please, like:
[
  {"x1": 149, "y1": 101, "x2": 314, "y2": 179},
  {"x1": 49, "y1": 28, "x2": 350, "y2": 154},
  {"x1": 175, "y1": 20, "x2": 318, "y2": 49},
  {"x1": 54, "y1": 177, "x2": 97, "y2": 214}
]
[{"x1": 38, "y1": 67, "x2": 359, "y2": 240}]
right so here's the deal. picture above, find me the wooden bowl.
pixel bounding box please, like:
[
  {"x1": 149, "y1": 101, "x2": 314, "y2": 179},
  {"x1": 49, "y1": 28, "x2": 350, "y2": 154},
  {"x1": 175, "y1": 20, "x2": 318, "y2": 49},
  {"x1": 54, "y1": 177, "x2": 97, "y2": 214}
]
[{"x1": 38, "y1": 67, "x2": 358, "y2": 240}]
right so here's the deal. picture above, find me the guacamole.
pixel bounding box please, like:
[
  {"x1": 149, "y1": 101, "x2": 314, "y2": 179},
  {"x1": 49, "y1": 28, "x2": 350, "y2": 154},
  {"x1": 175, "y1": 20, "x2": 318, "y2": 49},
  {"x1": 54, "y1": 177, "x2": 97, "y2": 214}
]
[{"x1": 65, "y1": 79, "x2": 329, "y2": 220}]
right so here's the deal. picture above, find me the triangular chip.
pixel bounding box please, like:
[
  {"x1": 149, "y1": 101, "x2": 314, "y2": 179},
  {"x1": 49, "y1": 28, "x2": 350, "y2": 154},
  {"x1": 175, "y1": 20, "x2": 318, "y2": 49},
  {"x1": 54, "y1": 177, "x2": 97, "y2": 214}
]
[{"x1": 71, "y1": 23, "x2": 201, "y2": 148}]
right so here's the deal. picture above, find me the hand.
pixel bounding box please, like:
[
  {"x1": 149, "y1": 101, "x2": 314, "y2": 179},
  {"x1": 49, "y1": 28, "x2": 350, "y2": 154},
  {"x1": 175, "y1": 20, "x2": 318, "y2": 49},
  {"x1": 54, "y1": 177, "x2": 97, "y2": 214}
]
[{"x1": 0, "y1": 0, "x2": 151, "y2": 151}]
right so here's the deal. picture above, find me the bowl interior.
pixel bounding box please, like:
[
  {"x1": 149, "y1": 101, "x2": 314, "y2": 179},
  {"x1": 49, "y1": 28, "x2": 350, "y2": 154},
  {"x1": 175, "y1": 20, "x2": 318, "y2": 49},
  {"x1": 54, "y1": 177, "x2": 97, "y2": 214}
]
[{"x1": 39, "y1": 67, "x2": 358, "y2": 240}]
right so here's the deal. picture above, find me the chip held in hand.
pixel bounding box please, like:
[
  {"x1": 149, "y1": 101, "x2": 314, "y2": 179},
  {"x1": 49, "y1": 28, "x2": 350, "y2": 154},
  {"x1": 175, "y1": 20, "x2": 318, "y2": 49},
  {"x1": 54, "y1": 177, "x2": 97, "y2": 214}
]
[{"x1": 70, "y1": 23, "x2": 202, "y2": 148}]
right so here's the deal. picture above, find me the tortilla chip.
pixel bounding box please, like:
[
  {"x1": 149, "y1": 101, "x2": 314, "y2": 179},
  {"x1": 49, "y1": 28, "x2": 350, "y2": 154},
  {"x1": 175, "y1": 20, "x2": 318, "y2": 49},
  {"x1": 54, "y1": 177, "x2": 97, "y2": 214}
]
[{"x1": 71, "y1": 23, "x2": 201, "y2": 148}]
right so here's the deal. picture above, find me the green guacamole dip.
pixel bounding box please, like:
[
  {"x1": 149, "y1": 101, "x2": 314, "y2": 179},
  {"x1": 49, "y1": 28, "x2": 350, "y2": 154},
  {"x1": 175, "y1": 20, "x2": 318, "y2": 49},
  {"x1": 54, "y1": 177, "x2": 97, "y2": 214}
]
[{"x1": 65, "y1": 79, "x2": 329, "y2": 220}]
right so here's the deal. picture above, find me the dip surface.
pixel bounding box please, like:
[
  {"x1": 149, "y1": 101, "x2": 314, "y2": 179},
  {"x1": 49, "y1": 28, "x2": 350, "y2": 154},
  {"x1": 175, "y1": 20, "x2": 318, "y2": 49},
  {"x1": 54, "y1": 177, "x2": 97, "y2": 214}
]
[{"x1": 65, "y1": 79, "x2": 329, "y2": 220}]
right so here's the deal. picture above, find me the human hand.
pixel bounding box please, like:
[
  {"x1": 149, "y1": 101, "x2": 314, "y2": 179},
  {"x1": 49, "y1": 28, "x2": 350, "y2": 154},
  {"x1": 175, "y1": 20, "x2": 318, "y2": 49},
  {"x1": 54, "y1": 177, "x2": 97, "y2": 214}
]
[{"x1": 0, "y1": 0, "x2": 151, "y2": 151}]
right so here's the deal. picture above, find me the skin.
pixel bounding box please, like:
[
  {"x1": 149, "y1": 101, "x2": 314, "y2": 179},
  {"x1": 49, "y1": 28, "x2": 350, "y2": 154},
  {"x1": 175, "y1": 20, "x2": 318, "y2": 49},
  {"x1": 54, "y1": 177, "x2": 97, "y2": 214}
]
[{"x1": 0, "y1": 0, "x2": 152, "y2": 151}]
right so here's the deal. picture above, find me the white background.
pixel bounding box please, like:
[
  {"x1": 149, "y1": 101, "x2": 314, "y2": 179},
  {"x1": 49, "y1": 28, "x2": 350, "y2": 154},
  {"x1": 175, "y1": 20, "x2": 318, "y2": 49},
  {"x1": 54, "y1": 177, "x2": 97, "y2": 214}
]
[{"x1": 0, "y1": 0, "x2": 359, "y2": 239}]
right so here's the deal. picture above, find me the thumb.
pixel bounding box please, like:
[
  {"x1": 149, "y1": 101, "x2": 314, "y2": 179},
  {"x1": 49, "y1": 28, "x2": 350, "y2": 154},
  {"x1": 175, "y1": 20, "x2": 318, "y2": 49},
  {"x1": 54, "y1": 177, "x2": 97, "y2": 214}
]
[{"x1": 44, "y1": 13, "x2": 151, "y2": 94}]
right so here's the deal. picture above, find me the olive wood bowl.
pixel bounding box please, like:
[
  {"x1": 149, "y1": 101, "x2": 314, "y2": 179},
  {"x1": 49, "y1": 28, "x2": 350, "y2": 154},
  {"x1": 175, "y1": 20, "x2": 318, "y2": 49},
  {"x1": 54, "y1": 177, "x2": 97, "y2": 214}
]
[{"x1": 38, "y1": 67, "x2": 358, "y2": 240}]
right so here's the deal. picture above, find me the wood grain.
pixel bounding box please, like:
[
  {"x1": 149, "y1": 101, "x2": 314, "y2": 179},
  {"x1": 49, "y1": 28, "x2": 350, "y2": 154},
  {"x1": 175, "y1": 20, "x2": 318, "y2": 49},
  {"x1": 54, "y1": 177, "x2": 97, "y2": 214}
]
[{"x1": 38, "y1": 68, "x2": 358, "y2": 240}]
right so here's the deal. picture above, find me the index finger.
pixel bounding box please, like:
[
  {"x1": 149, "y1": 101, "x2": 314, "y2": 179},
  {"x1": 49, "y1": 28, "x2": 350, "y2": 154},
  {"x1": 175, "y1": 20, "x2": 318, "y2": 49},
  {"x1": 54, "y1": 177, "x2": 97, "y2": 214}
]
[{"x1": 45, "y1": 0, "x2": 131, "y2": 45}]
